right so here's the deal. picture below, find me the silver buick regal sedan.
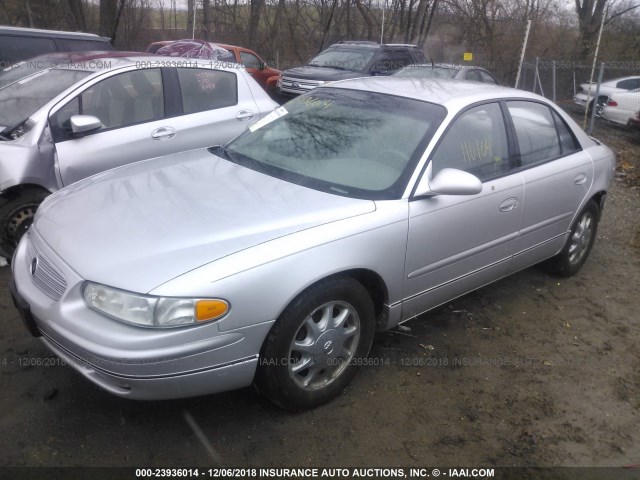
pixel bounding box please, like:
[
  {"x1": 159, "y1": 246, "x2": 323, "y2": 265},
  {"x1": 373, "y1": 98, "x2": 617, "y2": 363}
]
[
  {"x1": 11, "y1": 78, "x2": 615, "y2": 411},
  {"x1": 0, "y1": 55, "x2": 277, "y2": 258}
]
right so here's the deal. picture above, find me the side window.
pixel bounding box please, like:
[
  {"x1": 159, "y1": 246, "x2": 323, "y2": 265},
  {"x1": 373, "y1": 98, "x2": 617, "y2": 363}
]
[
  {"x1": 177, "y1": 68, "x2": 238, "y2": 114},
  {"x1": 372, "y1": 52, "x2": 413, "y2": 74},
  {"x1": 479, "y1": 70, "x2": 498, "y2": 84},
  {"x1": 240, "y1": 52, "x2": 261, "y2": 69},
  {"x1": 551, "y1": 110, "x2": 581, "y2": 154},
  {"x1": 82, "y1": 69, "x2": 163, "y2": 129},
  {"x1": 507, "y1": 101, "x2": 561, "y2": 166},
  {"x1": 0, "y1": 35, "x2": 57, "y2": 64},
  {"x1": 49, "y1": 69, "x2": 163, "y2": 140},
  {"x1": 55, "y1": 39, "x2": 112, "y2": 52},
  {"x1": 615, "y1": 79, "x2": 639, "y2": 90},
  {"x1": 431, "y1": 102, "x2": 509, "y2": 180}
]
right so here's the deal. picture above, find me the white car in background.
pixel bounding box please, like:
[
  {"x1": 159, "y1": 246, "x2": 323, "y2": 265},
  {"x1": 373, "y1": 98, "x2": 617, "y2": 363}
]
[
  {"x1": 601, "y1": 88, "x2": 640, "y2": 126},
  {"x1": 573, "y1": 75, "x2": 640, "y2": 114}
]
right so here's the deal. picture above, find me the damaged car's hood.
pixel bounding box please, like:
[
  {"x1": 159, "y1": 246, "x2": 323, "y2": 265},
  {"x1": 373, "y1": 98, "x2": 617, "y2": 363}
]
[{"x1": 34, "y1": 148, "x2": 375, "y2": 292}]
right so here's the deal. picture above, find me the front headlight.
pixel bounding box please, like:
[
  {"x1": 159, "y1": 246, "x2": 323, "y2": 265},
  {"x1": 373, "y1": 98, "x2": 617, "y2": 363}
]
[{"x1": 83, "y1": 282, "x2": 229, "y2": 328}]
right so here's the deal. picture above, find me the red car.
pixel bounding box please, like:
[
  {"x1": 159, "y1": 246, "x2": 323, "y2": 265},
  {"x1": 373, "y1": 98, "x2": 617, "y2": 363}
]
[{"x1": 146, "y1": 40, "x2": 280, "y2": 94}]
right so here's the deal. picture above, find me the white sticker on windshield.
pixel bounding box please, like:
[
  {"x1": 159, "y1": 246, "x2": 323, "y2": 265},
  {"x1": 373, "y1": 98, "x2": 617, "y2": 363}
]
[{"x1": 249, "y1": 106, "x2": 288, "y2": 133}]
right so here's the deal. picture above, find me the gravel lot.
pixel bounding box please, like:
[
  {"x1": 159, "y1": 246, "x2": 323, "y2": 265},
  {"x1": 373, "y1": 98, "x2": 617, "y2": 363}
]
[{"x1": 0, "y1": 116, "x2": 638, "y2": 470}]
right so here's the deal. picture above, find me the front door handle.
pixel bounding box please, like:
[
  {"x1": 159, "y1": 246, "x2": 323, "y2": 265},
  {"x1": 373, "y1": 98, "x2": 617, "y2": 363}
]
[
  {"x1": 236, "y1": 110, "x2": 255, "y2": 121},
  {"x1": 499, "y1": 198, "x2": 519, "y2": 212},
  {"x1": 151, "y1": 127, "x2": 176, "y2": 140}
]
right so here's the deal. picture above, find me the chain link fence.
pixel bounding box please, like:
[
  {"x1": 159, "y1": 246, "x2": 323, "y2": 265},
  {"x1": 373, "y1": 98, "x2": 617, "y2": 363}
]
[{"x1": 517, "y1": 59, "x2": 640, "y2": 136}]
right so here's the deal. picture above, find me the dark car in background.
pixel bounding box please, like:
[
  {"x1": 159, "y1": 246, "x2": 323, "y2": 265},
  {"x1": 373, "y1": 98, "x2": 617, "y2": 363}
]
[
  {"x1": 278, "y1": 41, "x2": 426, "y2": 96},
  {"x1": 0, "y1": 26, "x2": 113, "y2": 68}
]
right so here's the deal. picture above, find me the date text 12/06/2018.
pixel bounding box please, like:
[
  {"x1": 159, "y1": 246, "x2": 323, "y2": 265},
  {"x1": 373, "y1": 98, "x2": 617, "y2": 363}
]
[{"x1": 134, "y1": 467, "x2": 496, "y2": 478}]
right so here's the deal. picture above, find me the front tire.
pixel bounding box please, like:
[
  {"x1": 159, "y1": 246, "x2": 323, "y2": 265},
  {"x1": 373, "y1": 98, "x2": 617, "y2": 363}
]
[
  {"x1": 547, "y1": 200, "x2": 599, "y2": 277},
  {"x1": 255, "y1": 277, "x2": 375, "y2": 411},
  {"x1": 0, "y1": 188, "x2": 49, "y2": 260}
]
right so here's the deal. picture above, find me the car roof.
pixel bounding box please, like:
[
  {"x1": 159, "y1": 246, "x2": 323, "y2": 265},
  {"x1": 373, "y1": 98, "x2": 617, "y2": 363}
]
[
  {"x1": 330, "y1": 41, "x2": 421, "y2": 50},
  {"x1": 595, "y1": 75, "x2": 640, "y2": 85},
  {"x1": 0, "y1": 25, "x2": 110, "y2": 41},
  {"x1": 327, "y1": 76, "x2": 541, "y2": 109}
]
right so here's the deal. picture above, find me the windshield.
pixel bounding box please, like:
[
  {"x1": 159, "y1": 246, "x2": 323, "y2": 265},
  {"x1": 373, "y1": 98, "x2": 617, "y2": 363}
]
[
  {"x1": 308, "y1": 49, "x2": 375, "y2": 72},
  {"x1": 224, "y1": 88, "x2": 446, "y2": 200},
  {"x1": 0, "y1": 68, "x2": 91, "y2": 132},
  {"x1": 394, "y1": 65, "x2": 458, "y2": 79}
]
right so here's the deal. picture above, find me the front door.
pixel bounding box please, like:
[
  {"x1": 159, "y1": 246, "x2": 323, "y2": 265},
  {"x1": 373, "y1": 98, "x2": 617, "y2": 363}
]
[{"x1": 403, "y1": 102, "x2": 523, "y2": 319}]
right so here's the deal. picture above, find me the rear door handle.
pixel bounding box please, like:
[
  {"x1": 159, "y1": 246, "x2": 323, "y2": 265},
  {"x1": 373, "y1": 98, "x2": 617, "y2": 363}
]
[
  {"x1": 151, "y1": 127, "x2": 176, "y2": 140},
  {"x1": 499, "y1": 198, "x2": 519, "y2": 212},
  {"x1": 574, "y1": 173, "x2": 587, "y2": 185},
  {"x1": 236, "y1": 110, "x2": 255, "y2": 121}
]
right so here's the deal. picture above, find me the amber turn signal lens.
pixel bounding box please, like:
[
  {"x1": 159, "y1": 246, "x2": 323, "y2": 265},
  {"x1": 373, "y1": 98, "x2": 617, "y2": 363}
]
[{"x1": 195, "y1": 300, "x2": 229, "y2": 322}]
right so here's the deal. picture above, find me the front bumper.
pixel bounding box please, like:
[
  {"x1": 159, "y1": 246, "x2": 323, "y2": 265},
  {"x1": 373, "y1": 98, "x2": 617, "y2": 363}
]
[{"x1": 11, "y1": 229, "x2": 274, "y2": 400}]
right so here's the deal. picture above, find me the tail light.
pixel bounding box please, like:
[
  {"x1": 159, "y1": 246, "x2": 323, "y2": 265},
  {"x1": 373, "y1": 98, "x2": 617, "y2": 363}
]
[{"x1": 607, "y1": 99, "x2": 618, "y2": 107}]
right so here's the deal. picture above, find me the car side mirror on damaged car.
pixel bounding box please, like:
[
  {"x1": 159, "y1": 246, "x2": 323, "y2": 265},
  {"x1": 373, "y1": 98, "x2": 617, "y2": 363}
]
[
  {"x1": 413, "y1": 167, "x2": 483, "y2": 198},
  {"x1": 70, "y1": 115, "x2": 102, "y2": 136}
]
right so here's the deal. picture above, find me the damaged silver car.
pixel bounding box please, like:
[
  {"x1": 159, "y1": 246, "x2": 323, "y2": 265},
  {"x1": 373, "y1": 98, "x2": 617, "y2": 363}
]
[
  {"x1": 11, "y1": 78, "x2": 615, "y2": 411},
  {"x1": 0, "y1": 54, "x2": 278, "y2": 257}
]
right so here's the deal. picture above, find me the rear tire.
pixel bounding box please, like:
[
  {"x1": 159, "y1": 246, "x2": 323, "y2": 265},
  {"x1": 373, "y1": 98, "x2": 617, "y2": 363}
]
[
  {"x1": 254, "y1": 277, "x2": 375, "y2": 411},
  {"x1": 547, "y1": 200, "x2": 599, "y2": 277}
]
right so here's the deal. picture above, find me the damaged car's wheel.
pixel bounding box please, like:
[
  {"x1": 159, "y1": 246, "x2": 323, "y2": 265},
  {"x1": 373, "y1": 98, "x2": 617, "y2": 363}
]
[
  {"x1": 0, "y1": 188, "x2": 49, "y2": 259},
  {"x1": 255, "y1": 277, "x2": 375, "y2": 411}
]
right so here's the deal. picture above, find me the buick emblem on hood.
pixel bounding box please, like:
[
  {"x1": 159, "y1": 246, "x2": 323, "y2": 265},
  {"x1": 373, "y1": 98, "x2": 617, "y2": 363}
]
[{"x1": 30, "y1": 257, "x2": 38, "y2": 276}]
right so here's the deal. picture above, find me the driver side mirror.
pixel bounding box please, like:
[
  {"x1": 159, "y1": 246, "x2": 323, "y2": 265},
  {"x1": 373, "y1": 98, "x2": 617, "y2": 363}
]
[
  {"x1": 414, "y1": 168, "x2": 482, "y2": 197},
  {"x1": 70, "y1": 115, "x2": 102, "y2": 136}
]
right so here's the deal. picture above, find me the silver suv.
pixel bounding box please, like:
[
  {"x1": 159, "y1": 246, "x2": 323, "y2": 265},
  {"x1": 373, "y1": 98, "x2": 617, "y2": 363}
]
[{"x1": 0, "y1": 54, "x2": 277, "y2": 258}]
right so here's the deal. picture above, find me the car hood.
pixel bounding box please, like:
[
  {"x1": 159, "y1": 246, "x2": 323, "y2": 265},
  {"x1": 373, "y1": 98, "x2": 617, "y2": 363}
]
[
  {"x1": 34, "y1": 149, "x2": 376, "y2": 293},
  {"x1": 282, "y1": 66, "x2": 363, "y2": 82}
]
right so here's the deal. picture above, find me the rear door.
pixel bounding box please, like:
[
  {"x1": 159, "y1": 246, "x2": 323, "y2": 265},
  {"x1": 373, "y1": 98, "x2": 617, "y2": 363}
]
[
  {"x1": 166, "y1": 67, "x2": 261, "y2": 148},
  {"x1": 505, "y1": 100, "x2": 593, "y2": 271}
]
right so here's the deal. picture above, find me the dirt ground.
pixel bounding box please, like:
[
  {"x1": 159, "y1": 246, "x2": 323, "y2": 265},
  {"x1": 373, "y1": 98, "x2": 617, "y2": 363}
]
[{"x1": 0, "y1": 112, "x2": 639, "y2": 470}]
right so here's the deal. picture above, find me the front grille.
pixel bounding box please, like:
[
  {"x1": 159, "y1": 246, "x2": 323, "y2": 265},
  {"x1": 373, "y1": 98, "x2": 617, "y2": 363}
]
[
  {"x1": 25, "y1": 241, "x2": 67, "y2": 301},
  {"x1": 280, "y1": 76, "x2": 322, "y2": 92}
]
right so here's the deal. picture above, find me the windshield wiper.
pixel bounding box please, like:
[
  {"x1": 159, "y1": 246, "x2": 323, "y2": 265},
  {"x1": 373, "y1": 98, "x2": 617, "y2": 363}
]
[{"x1": 208, "y1": 144, "x2": 231, "y2": 160}]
